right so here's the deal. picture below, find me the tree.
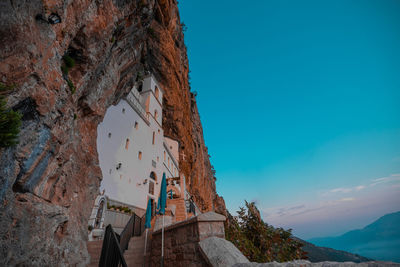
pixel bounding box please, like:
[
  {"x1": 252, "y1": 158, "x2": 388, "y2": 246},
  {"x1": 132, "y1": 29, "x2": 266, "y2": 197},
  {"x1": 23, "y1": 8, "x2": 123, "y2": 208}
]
[{"x1": 225, "y1": 201, "x2": 307, "y2": 262}]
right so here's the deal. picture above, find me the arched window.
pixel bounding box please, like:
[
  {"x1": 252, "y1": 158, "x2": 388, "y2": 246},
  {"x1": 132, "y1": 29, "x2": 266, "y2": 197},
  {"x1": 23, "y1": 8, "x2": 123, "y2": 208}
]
[
  {"x1": 154, "y1": 109, "x2": 158, "y2": 120},
  {"x1": 138, "y1": 151, "x2": 142, "y2": 160},
  {"x1": 150, "y1": 171, "x2": 157, "y2": 181},
  {"x1": 152, "y1": 132, "x2": 155, "y2": 145},
  {"x1": 125, "y1": 138, "x2": 130, "y2": 150},
  {"x1": 134, "y1": 122, "x2": 138, "y2": 129}
]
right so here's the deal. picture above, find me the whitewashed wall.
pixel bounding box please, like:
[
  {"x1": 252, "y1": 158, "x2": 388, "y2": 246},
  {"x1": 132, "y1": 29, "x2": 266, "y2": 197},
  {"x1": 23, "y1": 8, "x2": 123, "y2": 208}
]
[{"x1": 97, "y1": 75, "x2": 179, "y2": 210}]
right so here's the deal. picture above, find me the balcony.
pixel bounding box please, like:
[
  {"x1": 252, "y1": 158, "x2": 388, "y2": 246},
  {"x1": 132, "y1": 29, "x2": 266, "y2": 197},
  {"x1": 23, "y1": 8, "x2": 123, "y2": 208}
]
[{"x1": 125, "y1": 90, "x2": 149, "y2": 125}]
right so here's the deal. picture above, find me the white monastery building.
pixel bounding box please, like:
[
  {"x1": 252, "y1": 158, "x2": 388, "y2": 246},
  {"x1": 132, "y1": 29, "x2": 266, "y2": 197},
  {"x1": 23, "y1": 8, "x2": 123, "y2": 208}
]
[{"x1": 96, "y1": 74, "x2": 180, "y2": 211}]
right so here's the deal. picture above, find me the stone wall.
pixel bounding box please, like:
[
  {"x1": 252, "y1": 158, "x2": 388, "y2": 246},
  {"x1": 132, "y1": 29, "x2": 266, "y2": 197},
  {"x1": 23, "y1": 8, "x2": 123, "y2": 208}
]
[{"x1": 150, "y1": 212, "x2": 226, "y2": 266}]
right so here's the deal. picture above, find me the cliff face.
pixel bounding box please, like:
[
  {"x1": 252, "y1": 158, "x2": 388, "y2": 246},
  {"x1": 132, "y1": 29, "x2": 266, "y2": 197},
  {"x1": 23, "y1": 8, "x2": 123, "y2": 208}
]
[{"x1": 0, "y1": 0, "x2": 225, "y2": 265}]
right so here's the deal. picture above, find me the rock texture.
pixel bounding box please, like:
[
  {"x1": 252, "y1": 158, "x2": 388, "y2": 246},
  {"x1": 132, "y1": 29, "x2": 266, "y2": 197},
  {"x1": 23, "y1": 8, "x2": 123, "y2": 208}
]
[
  {"x1": 233, "y1": 261, "x2": 400, "y2": 267},
  {"x1": 199, "y1": 237, "x2": 250, "y2": 267},
  {"x1": 0, "y1": 0, "x2": 225, "y2": 265}
]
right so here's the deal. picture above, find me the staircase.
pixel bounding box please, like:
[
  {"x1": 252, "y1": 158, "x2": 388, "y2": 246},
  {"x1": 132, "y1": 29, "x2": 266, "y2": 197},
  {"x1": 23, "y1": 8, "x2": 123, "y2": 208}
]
[
  {"x1": 87, "y1": 230, "x2": 151, "y2": 267},
  {"x1": 87, "y1": 240, "x2": 102, "y2": 267},
  {"x1": 167, "y1": 198, "x2": 187, "y2": 222}
]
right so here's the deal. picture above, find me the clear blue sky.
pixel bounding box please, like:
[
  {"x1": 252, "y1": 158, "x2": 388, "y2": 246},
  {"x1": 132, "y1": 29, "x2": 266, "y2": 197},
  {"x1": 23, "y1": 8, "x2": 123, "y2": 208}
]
[{"x1": 178, "y1": 0, "x2": 400, "y2": 239}]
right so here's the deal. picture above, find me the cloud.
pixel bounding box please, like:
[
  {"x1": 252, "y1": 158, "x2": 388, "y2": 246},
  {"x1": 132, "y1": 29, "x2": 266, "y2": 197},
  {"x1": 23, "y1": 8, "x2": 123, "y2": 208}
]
[
  {"x1": 263, "y1": 198, "x2": 355, "y2": 220},
  {"x1": 339, "y1": 197, "x2": 355, "y2": 202},
  {"x1": 323, "y1": 173, "x2": 400, "y2": 196},
  {"x1": 370, "y1": 173, "x2": 400, "y2": 187},
  {"x1": 324, "y1": 185, "x2": 366, "y2": 196},
  {"x1": 355, "y1": 185, "x2": 365, "y2": 191},
  {"x1": 330, "y1": 187, "x2": 353, "y2": 193}
]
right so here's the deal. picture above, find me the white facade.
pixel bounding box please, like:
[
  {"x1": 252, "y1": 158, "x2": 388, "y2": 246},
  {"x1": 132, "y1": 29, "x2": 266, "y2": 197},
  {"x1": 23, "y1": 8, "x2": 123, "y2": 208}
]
[{"x1": 97, "y1": 75, "x2": 180, "y2": 210}]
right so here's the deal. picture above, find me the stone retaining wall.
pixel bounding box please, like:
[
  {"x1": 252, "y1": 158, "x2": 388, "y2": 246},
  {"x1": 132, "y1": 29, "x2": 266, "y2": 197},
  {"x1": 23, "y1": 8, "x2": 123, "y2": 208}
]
[{"x1": 150, "y1": 212, "x2": 226, "y2": 266}]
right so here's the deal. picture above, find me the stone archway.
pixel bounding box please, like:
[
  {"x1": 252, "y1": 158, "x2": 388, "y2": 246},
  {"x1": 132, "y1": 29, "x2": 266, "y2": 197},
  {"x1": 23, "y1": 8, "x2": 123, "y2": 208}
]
[{"x1": 88, "y1": 195, "x2": 107, "y2": 230}]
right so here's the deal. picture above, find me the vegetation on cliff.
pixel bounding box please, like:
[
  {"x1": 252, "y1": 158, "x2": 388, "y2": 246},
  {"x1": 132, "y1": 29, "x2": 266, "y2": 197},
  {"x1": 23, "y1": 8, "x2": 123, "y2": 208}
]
[
  {"x1": 0, "y1": 83, "x2": 21, "y2": 147},
  {"x1": 226, "y1": 201, "x2": 306, "y2": 262}
]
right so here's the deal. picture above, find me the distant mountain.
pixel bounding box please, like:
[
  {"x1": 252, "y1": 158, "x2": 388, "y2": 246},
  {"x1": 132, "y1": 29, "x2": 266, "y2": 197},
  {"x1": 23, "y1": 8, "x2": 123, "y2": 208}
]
[
  {"x1": 294, "y1": 237, "x2": 372, "y2": 262},
  {"x1": 308, "y1": 211, "x2": 400, "y2": 263}
]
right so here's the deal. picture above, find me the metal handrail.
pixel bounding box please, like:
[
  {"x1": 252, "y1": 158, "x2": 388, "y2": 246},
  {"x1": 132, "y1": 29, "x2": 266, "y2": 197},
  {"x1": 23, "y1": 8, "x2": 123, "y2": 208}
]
[
  {"x1": 119, "y1": 214, "x2": 136, "y2": 252},
  {"x1": 99, "y1": 213, "x2": 146, "y2": 267},
  {"x1": 99, "y1": 225, "x2": 127, "y2": 267}
]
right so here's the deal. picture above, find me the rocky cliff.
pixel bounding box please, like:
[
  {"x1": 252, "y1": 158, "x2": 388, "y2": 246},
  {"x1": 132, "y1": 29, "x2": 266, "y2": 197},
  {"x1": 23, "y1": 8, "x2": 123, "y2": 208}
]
[{"x1": 0, "y1": 0, "x2": 225, "y2": 265}]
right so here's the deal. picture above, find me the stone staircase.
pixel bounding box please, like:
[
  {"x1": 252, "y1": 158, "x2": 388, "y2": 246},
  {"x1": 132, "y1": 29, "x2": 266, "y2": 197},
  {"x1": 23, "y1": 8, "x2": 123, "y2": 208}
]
[
  {"x1": 87, "y1": 231, "x2": 151, "y2": 267},
  {"x1": 167, "y1": 198, "x2": 187, "y2": 222},
  {"x1": 87, "y1": 199, "x2": 193, "y2": 266},
  {"x1": 87, "y1": 240, "x2": 102, "y2": 267}
]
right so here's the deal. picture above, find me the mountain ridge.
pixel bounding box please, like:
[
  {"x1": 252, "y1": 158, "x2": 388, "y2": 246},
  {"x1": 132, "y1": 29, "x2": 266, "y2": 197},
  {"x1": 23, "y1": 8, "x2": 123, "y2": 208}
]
[{"x1": 308, "y1": 211, "x2": 400, "y2": 262}]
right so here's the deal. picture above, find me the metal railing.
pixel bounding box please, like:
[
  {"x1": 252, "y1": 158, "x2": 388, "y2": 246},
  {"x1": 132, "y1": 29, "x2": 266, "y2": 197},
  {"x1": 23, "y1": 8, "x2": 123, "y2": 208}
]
[
  {"x1": 99, "y1": 225, "x2": 127, "y2": 267},
  {"x1": 184, "y1": 189, "x2": 201, "y2": 215},
  {"x1": 188, "y1": 198, "x2": 196, "y2": 215},
  {"x1": 119, "y1": 215, "x2": 135, "y2": 252},
  {"x1": 99, "y1": 213, "x2": 146, "y2": 267}
]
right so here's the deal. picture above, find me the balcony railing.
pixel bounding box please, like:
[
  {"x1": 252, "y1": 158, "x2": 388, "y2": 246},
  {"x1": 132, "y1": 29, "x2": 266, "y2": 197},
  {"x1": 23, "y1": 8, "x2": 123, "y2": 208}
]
[
  {"x1": 125, "y1": 90, "x2": 149, "y2": 125},
  {"x1": 166, "y1": 177, "x2": 180, "y2": 186}
]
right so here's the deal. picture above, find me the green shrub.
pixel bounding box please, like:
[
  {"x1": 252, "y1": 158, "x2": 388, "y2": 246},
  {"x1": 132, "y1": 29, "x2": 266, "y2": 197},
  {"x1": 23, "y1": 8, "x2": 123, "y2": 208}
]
[
  {"x1": 0, "y1": 97, "x2": 22, "y2": 147},
  {"x1": 61, "y1": 65, "x2": 69, "y2": 75},
  {"x1": 67, "y1": 79, "x2": 75, "y2": 94},
  {"x1": 225, "y1": 201, "x2": 306, "y2": 262},
  {"x1": 0, "y1": 82, "x2": 15, "y2": 94},
  {"x1": 62, "y1": 55, "x2": 75, "y2": 68}
]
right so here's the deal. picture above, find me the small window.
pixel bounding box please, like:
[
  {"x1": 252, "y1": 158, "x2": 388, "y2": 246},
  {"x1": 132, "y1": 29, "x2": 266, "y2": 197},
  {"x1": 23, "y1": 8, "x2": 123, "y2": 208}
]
[
  {"x1": 155, "y1": 86, "x2": 160, "y2": 99},
  {"x1": 150, "y1": 171, "x2": 157, "y2": 181},
  {"x1": 158, "y1": 129, "x2": 160, "y2": 133},
  {"x1": 157, "y1": 156, "x2": 159, "y2": 162},
  {"x1": 152, "y1": 132, "x2": 155, "y2": 145},
  {"x1": 170, "y1": 146, "x2": 173, "y2": 150},
  {"x1": 138, "y1": 151, "x2": 142, "y2": 160},
  {"x1": 125, "y1": 138, "x2": 130, "y2": 150},
  {"x1": 109, "y1": 169, "x2": 112, "y2": 174},
  {"x1": 135, "y1": 122, "x2": 138, "y2": 129},
  {"x1": 108, "y1": 133, "x2": 112, "y2": 138},
  {"x1": 122, "y1": 108, "x2": 125, "y2": 114},
  {"x1": 164, "y1": 151, "x2": 166, "y2": 161},
  {"x1": 168, "y1": 157, "x2": 170, "y2": 167},
  {"x1": 154, "y1": 109, "x2": 158, "y2": 120}
]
